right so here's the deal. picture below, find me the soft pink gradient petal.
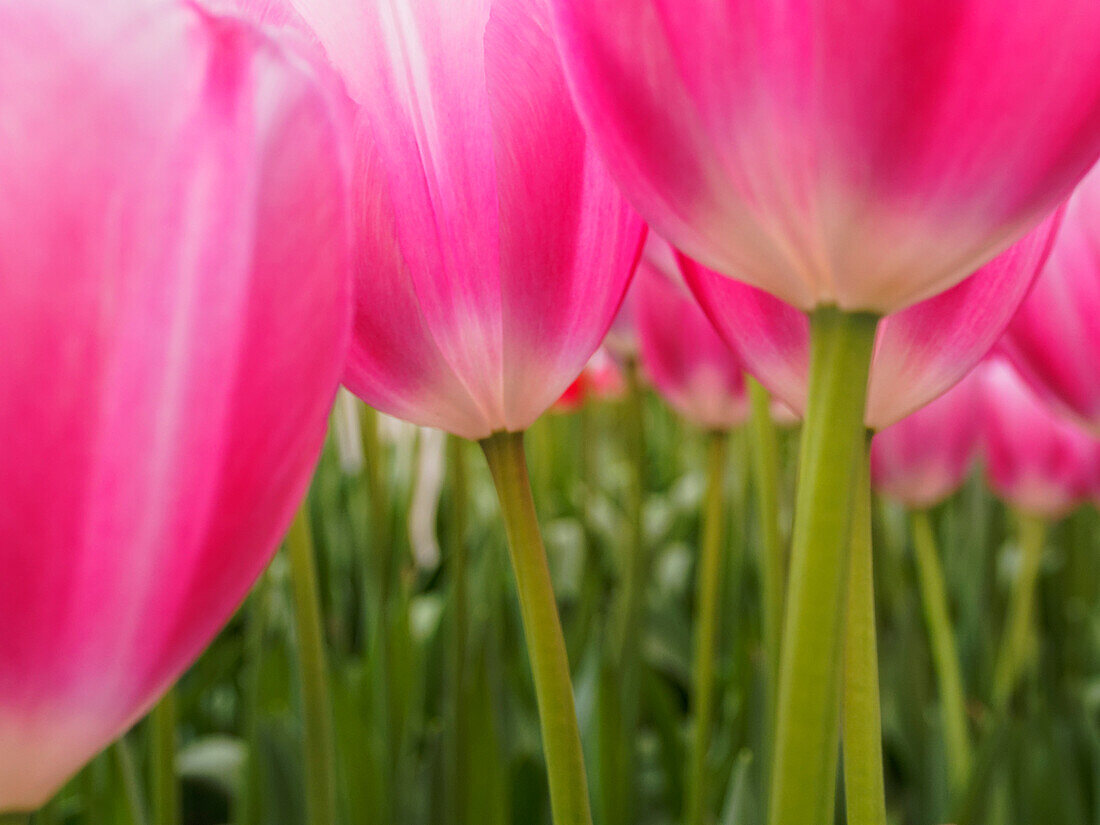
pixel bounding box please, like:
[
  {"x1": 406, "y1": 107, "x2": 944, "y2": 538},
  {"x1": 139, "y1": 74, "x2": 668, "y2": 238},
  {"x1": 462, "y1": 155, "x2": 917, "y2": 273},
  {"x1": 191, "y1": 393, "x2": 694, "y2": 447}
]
[
  {"x1": 549, "y1": 0, "x2": 1100, "y2": 313},
  {"x1": 634, "y1": 239, "x2": 749, "y2": 430},
  {"x1": 871, "y1": 370, "x2": 982, "y2": 508},
  {"x1": 0, "y1": 0, "x2": 350, "y2": 808},
  {"x1": 1002, "y1": 163, "x2": 1100, "y2": 434},
  {"x1": 274, "y1": 0, "x2": 644, "y2": 439},
  {"x1": 981, "y1": 359, "x2": 1100, "y2": 519},
  {"x1": 681, "y1": 213, "x2": 1060, "y2": 429}
]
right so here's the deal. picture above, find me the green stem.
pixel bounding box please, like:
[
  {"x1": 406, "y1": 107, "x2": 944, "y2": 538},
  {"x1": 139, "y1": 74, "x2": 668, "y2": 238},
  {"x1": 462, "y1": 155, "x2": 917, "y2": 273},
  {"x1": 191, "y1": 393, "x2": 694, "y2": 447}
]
[
  {"x1": 600, "y1": 358, "x2": 647, "y2": 825},
  {"x1": 287, "y1": 503, "x2": 337, "y2": 825},
  {"x1": 239, "y1": 572, "x2": 270, "y2": 825},
  {"x1": 911, "y1": 509, "x2": 972, "y2": 795},
  {"x1": 150, "y1": 691, "x2": 179, "y2": 825},
  {"x1": 359, "y1": 403, "x2": 390, "y2": 555},
  {"x1": 360, "y1": 403, "x2": 403, "y2": 818},
  {"x1": 481, "y1": 431, "x2": 593, "y2": 825},
  {"x1": 0, "y1": 814, "x2": 31, "y2": 825},
  {"x1": 748, "y1": 378, "x2": 786, "y2": 733},
  {"x1": 842, "y1": 442, "x2": 886, "y2": 825},
  {"x1": 686, "y1": 430, "x2": 731, "y2": 825},
  {"x1": 447, "y1": 435, "x2": 470, "y2": 825},
  {"x1": 113, "y1": 737, "x2": 148, "y2": 825},
  {"x1": 767, "y1": 307, "x2": 879, "y2": 825},
  {"x1": 992, "y1": 513, "x2": 1047, "y2": 711},
  {"x1": 616, "y1": 357, "x2": 648, "y2": 665}
]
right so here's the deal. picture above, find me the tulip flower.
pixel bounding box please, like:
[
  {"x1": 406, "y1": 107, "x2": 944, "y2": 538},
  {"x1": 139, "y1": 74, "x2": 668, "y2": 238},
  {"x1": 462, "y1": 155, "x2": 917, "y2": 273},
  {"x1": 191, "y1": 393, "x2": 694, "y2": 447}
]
[
  {"x1": 869, "y1": 369, "x2": 983, "y2": 796},
  {"x1": 635, "y1": 240, "x2": 750, "y2": 432},
  {"x1": 631, "y1": 235, "x2": 750, "y2": 823},
  {"x1": 979, "y1": 356, "x2": 1100, "y2": 711},
  {"x1": 549, "y1": 0, "x2": 1100, "y2": 316},
  {"x1": 981, "y1": 358, "x2": 1099, "y2": 520},
  {"x1": 226, "y1": 1, "x2": 643, "y2": 823},
  {"x1": 1003, "y1": 162, "x2": 1100, "y2": 433},
  {"x1": 0, "y1": 0, "x2": 350, "y2": 814},
  {"x1": 871, "y1": 370, "x2": 983, "y2": 508},
  {"x1": 547, "y1": 4, "x2": 1100, "y2": 823}
]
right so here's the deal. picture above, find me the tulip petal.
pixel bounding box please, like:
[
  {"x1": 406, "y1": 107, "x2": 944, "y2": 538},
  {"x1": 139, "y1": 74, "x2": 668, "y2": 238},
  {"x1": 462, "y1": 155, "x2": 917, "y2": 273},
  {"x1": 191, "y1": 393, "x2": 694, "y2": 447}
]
[
  {"x1": 1003, "y1": 163, "x2": 1100, "y2": 433},
  {"x1": 551, "y1": 0, "x2": 1100, "y2": 312},
  {"x1": 0, "y1": 1, "x2": 349, "y2": 807}
]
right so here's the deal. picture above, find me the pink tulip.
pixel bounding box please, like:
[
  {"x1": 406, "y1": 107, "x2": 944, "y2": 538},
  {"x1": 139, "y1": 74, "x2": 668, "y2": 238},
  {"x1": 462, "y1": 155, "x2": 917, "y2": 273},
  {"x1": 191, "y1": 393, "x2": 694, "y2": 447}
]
[
  {"x1": 981, "y1": 359, "x2": 1100, "y2": 519},
  {"x1": 238, "y1": 0, "x2": 643, "y2": 439},
  {"x1": 635, "y1": 239, "x2": 750, "y2": 430},
  {"x1": 1002, "y1": 163, "x2": 1100, "y2": 433},
  {"x1": 680, "y1": 214, "x2": 1060, "y2": 429},
  {"x1": 0, "y1": 0, "x2": 351, "y2": 809},
  {"x1": 871, "y1": 370, "x2": 982, "y2": 508},
  {"x1": 549, "y1": 0, "x2": 1100, "y2": 314}
]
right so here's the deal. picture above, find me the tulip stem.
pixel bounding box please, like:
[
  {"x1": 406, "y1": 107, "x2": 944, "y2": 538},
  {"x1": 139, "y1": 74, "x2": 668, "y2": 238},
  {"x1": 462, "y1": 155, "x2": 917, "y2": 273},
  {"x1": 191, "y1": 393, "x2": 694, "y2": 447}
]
[
  {"x1": 286, "y1": 503, "x2": 337, "y2": 825},
  {"x1": 911, "y1": 509, "x2": 972, "y2": 796},
  {"x1": 842, "y1": 441, "x2": 887, "y2": 825},
  {"x1": 447, "y1": 435, "x2": 471, "y2": 825},
  {"x1": 748, "y1": 378, "x2": 786, "y2": 734},
  {"x1": 992, "y1": 513, "x2": 1047, "y2": 711},
  {"x1": 600, "y1": 357, "x2": 647, "y2": 825},
  {"x1": 112, "y1": 737, "x2": 148, "y2": 825},
  {"x1": 686, "y1": 430, "x2": 730, "y2": 825},
  {"x1": 767, "y1": 307, "x2": 879, "y2": 825},
  {"x1": 481, "y1": 431, "x2": 593, "y2": 825},
  {"x1": 150, "y1": 690, "x2": 179, "y2": 825}
]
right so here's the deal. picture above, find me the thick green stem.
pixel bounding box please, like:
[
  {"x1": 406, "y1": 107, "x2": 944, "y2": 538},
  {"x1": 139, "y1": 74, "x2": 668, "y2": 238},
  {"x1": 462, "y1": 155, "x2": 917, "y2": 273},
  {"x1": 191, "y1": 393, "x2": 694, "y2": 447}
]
[
  {"x1": 150, "y1": 691, "x2": 179, "y2": 825},
  {"x1": 992, "y1": 513, "x2": 1047, "y2": 711},
  {"x1": 0, "y1": 814, "x2": 30, "y2": 824},
  {"x1": 686, "y1": 430, "x2": 731, "y2": 825},
  {"x1": 767, "y1": 307, "x2": 879, "y2": 825},
  {"x1": 481, "y1": 431, "x2": 593, "y2": 825},
  {"x1": 447, "y1": 435, "x2": 470, "y2": 825},
  {"x1": 287, "y1": 504, "x2": 337, "y2": 825},
  {"x1": 748, "y1": 378, "x2": 786, "y2": 733},
  {"x1": 911, "y1": 509, "x2": 972, "y2": 795},
  {"x1": 842, "y1": 443, "x2": 886, "y2": 825}
]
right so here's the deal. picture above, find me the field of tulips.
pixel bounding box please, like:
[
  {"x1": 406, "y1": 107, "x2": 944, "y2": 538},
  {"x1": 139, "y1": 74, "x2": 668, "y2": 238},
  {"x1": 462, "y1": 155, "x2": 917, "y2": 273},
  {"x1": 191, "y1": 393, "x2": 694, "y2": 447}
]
[{"x1": 6, "y1": 1, "x2": 1100, "y2": 825}]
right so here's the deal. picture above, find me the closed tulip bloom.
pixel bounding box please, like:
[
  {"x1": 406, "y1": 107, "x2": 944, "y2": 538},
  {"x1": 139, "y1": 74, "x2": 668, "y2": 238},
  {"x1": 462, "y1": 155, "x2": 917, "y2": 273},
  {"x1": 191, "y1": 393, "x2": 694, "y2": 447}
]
[
  {"x1": 1002, "y1": 163, "x2": 1100, "y2": 433},
  {"x1": 0, "y1": 0, "x2": 350, "y2": 810},
  {"x1": 549, "y1": 0, "x2": 1100, "y2": 314},
  {"x1": 635, "y1": 239, "x2": 749, "y2": 430},
  {"x1": 871, "y1": 370, "x2": 982, "y2": 508},
  {"x1": 982, "y1": 359, "x2": 1100, "y2": 519},
  {"x1": 245, "y1": 0, "x2": 643, "y2": 439},
  {"x1": 682, "y1": 214, "x2": 1061, "y2": 429}
]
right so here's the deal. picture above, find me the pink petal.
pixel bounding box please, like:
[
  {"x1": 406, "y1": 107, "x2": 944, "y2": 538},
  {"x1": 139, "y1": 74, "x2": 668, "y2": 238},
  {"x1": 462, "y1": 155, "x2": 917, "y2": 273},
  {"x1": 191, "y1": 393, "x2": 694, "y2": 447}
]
[
  {"x1": 550, "y1": 0, "x2": 1100, "y2": 313},
  {"x1": 288, "y1": 0, "x2": 644, "y2": 438},
  {"x1": 1002, "y1": 162, "x2": 1100, "y2": 434},
  {"x1": 870, "y1": 370, "x2": 982, "y2": 508},
  {"x1": 0, "y1": 0, "x2": 350, "y2": 807},
  {"x1": 635, "y1": 237, "x2": 750, "y2": 430},
  {"x1": 681, "y1": 212, "x2": 1060, "y2": 429},
  {"x1": 981, "y1": 359, "x2": 1100, "y2": 519}
]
